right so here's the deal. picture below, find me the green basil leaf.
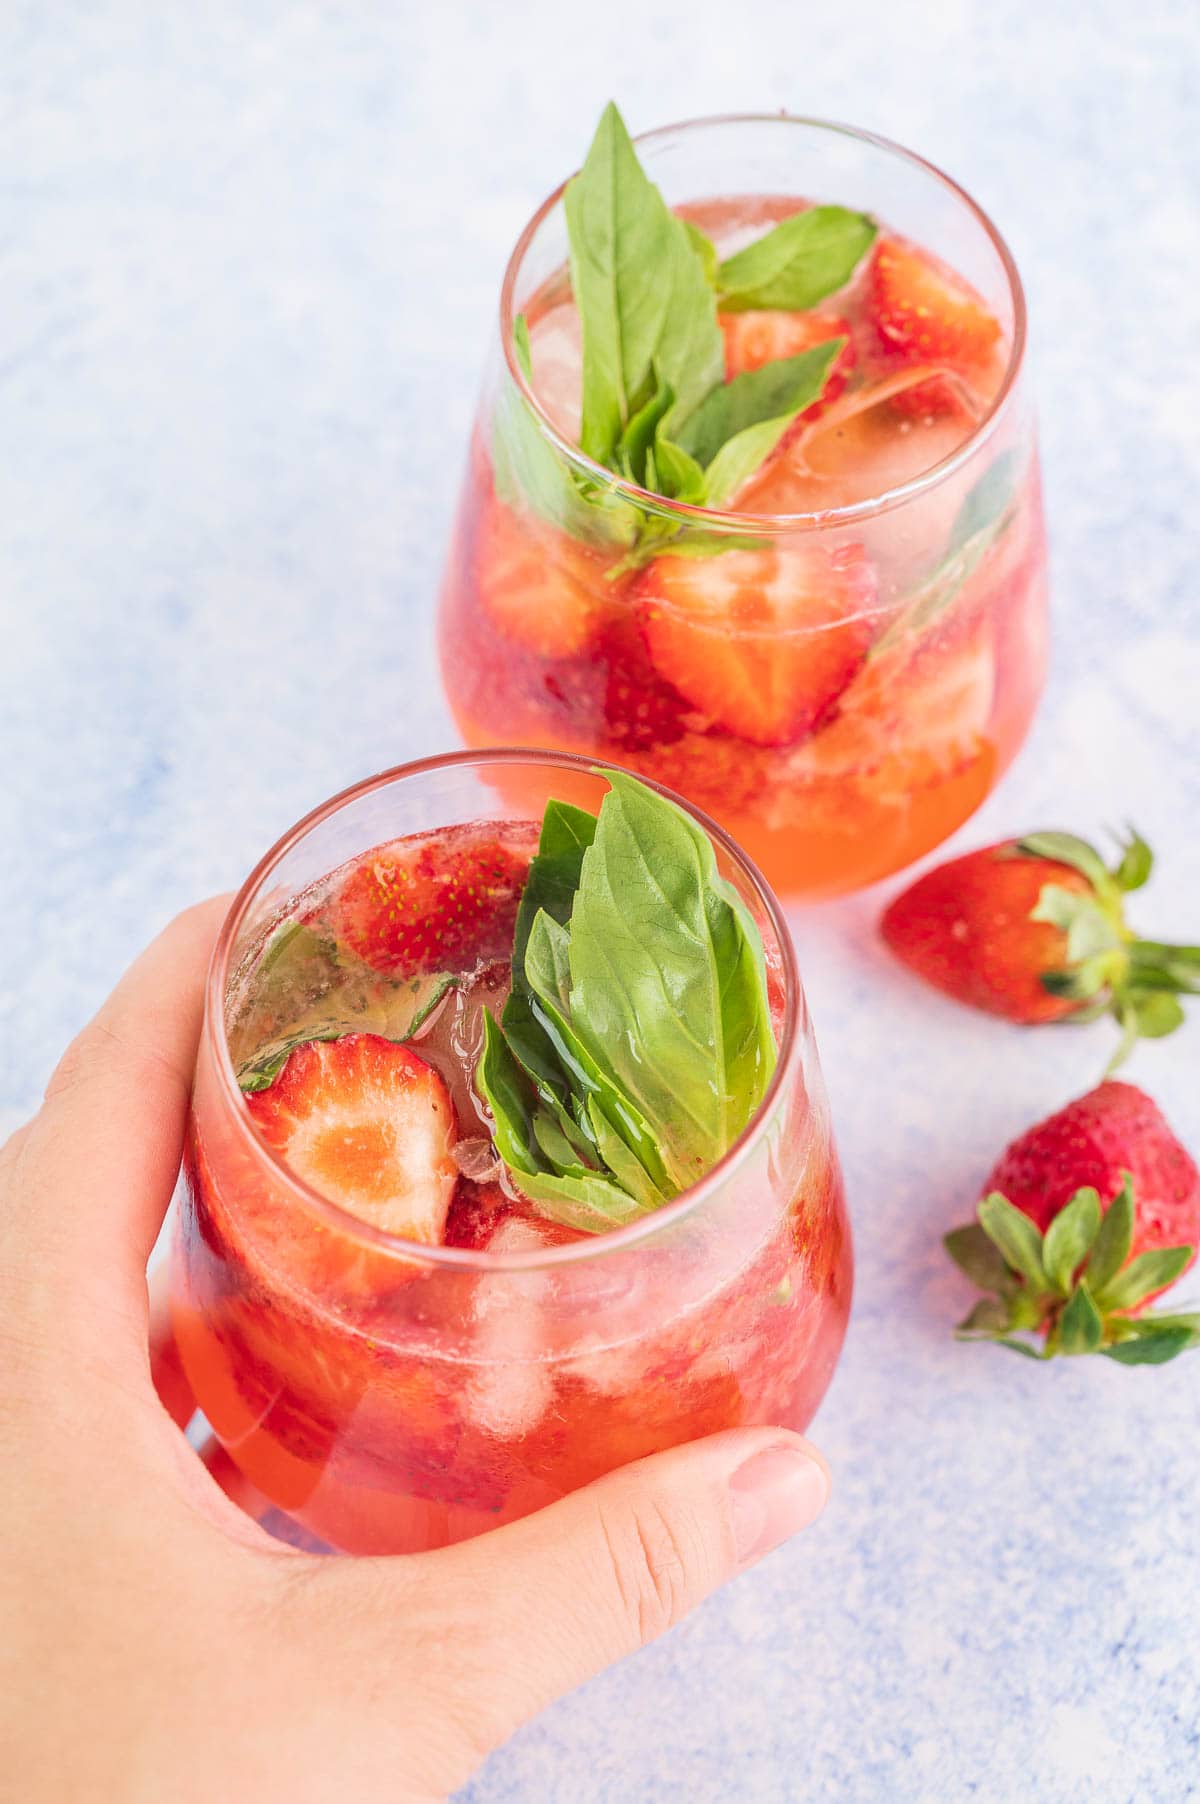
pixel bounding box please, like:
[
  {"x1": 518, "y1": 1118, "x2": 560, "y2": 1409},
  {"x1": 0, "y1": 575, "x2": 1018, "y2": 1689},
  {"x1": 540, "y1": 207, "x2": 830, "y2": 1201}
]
[
  {"x1": 503, "y1": 1161, "x2": 649, "y2": 1233},
  {"x1": 674, "y1": 340, "x2": 842, "y2": 472},
  {"x1": 947, "y1": 449, "x2": 1018, "y2": 556},
  {"x1": 716, "y1": 205, "x2": 877, "y2": 311},
  {"x1": 977, "y1": 1193, "x2": 1050, "y2": 1293},
  {"x1": 617, "y1": 371, "x2": 675, "y2": 487},
  {"x1": 525, "y1": 910, "x2": 674, "y2": 1197},
  {"x1": 652, "y1": 435, "x2": 708, "y2": 504},
  {"x1": 1057, "y1": 1282, "x2": 1104, "y2": 1355},
  {"x1": 564, "y1": 102, "x2": 722, "y2": 465},
  {"x1": 1084, "y1": 1177, "x2": 1135, "y2": 1295},
  {"x1": 944, "y1": 1223, "x2": 1015, "y2": 1295},
  {"x1": 492, "y1": 315, "x2": 639, "y2": 550},
  {"x1": 1093, "y1": 1245, "x2": 1194, "y2": 1314},
  {"x1": 1042, "y1": 1187, "x2": 1102, "y2": 1295},
  {"x1": 684, "y1": 219, "x2": 719, "y2": 285},
  {"x1": 872, "y1": 448, "x2": 1027, "y2": 657},
  {"x1": 586, "y1": 1096, "x2": 669, "y2": 1211},
  {"x1": 564, "y1": 769, "x2": 777, "y2": 1193}
]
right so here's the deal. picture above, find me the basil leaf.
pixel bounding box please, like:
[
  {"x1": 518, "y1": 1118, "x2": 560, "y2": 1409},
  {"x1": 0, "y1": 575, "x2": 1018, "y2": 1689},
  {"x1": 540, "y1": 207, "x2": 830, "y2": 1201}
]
[
  {"x1": 716, "y1": 206, "x2": 876, "y2": 311},
  {"x1": 503, "y1": 800, "x2": 599, "y2": 1123},
  {"x1": 477, "y1": 772, "x2": 777, "y2": 1232},
  {"x1": 564, "y1": 102, "x2": 723, "y2": 466},
  {"x1": 617, "y1": 372, "x2": 676, "y2": 487},
  {"x1": 870, "y1": 452, "x2": 1023, "y2": 656},
  {"x1": 525, "y1": 910, "x2": 673, "y2": 1196},
  {"x1": 492, "y1": 314, "x2": 640, "y2": 550},
  {"x1": 947, "y1": 449, "x2": 1018, "y2": 555},
  {"x1": 565, "y1": 769, "x2": 777, "y2": 1192},
  {"x1": 684, "y1": 219, "x2": 719, "y2": 285},
  {"x1": 477, "y1": 1017, "x2": 651, "y2": 1231},
  {"x1": 675, "y1": 340, "x2": 842, "y2": 471}
]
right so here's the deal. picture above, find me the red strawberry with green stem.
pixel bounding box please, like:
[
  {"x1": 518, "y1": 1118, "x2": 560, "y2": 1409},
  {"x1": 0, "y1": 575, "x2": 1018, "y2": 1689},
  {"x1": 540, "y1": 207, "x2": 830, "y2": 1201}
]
[
  {"x1": 946, "y1": 1081, "x2": 1200, "y2": 1363},
  {"x1": 881, "y1": 828, "x2": 1199, "y2": 1067}
]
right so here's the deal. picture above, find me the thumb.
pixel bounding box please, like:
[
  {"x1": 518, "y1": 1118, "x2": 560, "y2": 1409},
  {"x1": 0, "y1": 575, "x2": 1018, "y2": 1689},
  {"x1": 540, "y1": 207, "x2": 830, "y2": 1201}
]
[{"x1": 316, "y1": 1427, "x2": 828, "y2": 1773}]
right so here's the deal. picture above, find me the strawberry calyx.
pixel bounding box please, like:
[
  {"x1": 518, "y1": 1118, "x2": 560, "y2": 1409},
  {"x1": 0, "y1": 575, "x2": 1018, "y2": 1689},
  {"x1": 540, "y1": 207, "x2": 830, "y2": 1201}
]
[
  {"x1": 945, "y1": 1175, "x2": 1200, "y2": 1364},
  {"x1": 1012, "y1": 827, "x2": 1200, "y2": 1067}
]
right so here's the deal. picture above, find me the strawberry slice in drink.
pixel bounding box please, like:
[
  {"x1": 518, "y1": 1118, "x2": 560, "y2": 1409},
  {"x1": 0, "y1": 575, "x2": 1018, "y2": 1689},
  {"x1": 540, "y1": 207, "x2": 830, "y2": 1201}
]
[
  {"x1": 869, "y1": 238, "x2": 1002, "y2": 370},
  {"x1": 635, "y1": 542, "x2": 879, "y2": 747},
  {"x1": 245, "y1": 1033, "x2": 458, "y2": 1285},
  {"x1": 475, "y1": 491, "x2": 612, "y2": 659},
  {"x1": 325, "y1": 827, "x2": 527, "y2": 977}
]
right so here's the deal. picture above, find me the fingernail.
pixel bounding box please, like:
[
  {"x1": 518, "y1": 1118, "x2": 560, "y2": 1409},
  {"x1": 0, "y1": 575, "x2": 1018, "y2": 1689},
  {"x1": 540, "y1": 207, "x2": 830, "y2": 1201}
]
[{"x1": 729, "y1": 1443, "x2": 830, "y2": 1569}]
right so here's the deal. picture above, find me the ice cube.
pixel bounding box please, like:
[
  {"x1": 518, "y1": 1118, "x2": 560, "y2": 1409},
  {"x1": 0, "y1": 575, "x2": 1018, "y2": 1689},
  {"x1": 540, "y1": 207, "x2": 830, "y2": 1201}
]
[
  {"x1": 464, "y1": 1216, "x2": 557, "y2": 1437},
  {"x1": 451, "y1": 1136, "x2": 502, "y2": 1182},
  {"x1": 527, "y1": 302, "x2": 583, "y2": 444},
  {"x1": 740, "y1": 368, "x2": 980, "y2": 516}
]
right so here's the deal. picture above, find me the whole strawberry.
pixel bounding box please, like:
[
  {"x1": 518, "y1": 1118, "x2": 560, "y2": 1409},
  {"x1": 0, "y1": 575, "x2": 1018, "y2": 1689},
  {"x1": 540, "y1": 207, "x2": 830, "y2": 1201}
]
[
  {"x1": 881, "y1": 828, "x2": 1199, "y2": 1066},
  {"x1": 946, "y1": 1081, "x2": 1200, "y2": 1363}
]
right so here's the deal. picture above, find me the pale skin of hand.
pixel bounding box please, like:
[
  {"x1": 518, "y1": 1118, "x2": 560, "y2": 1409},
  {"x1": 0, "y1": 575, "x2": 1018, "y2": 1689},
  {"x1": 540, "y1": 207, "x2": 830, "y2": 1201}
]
[{"x1": 0, "y1": 900, "x2": 831, "y2": 1804}]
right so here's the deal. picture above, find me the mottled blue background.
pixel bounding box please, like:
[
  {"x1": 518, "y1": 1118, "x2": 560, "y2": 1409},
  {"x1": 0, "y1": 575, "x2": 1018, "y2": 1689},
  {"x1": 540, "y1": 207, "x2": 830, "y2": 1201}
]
[{"x1": 4, "y1": 3, "x2": 1199, "y2": 1800}]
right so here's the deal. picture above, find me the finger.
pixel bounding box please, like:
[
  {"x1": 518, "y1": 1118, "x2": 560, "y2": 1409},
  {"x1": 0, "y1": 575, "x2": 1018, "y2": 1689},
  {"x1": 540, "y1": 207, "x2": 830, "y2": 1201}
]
[
  {"x1": 5, "y1": 897, "x2": 230, "y2": 1313},
  {"x1": 148, "y1": 1265, "x2": 196, "y2": 1430},
  {"x1": 302, "y1": 1428, "x2": 829, "y2": 1783}
]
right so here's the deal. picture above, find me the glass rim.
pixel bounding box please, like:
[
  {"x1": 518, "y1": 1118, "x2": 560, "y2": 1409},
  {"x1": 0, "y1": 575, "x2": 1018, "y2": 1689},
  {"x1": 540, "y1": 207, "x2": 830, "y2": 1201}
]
[
  {"x1": 203, "y1": 747, "x2": 806, "y2": 1273},
  {"x1": 498, "y1": 109, "x2": 1028, "y2": 534}
]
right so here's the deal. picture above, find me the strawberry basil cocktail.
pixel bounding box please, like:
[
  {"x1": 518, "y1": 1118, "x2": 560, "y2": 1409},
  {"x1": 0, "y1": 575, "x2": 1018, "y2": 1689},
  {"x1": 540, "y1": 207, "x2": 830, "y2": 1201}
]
[
  {"x1": 172, "y1": 753, "x2": 850, "y2": 1556},
  {"x1": 438, "y1": 109, "x2": 1048, "y2": 898}
]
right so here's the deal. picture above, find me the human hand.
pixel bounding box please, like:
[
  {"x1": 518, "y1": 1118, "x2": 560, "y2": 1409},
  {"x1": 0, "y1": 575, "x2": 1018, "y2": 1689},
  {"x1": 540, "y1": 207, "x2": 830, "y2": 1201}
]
[{"x1": 0, "y1": 901, "x2": 831, "y2": 1803}]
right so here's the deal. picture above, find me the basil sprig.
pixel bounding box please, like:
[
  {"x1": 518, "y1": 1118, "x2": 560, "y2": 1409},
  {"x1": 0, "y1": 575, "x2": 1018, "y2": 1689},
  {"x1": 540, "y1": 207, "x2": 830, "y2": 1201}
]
[
  {"x1": 496, "y1": 101, "x2": 875, "y2": 557},
  {"x1": 476, "y1": 773, "x2": 779, "y2": 1233}
]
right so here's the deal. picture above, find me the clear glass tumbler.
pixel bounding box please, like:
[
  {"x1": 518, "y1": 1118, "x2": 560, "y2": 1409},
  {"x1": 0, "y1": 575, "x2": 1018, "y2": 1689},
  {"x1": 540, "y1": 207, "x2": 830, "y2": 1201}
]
[
  {"x1": 437, "y1": 115, "x2": 1048, "y2": 898},
  {"x1": 171, "y1": 751, "x2": 851, "y2": 1555}
]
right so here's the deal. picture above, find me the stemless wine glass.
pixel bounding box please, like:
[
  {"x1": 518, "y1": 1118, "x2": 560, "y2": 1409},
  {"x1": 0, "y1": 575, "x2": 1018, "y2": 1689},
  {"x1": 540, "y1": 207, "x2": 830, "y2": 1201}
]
[
  {"x1": 437, "y1": 115, "x2": 1048, "y2": 899},
  {"x1": 171, "y1": 751, "x2": 851, "y2": 1556}
]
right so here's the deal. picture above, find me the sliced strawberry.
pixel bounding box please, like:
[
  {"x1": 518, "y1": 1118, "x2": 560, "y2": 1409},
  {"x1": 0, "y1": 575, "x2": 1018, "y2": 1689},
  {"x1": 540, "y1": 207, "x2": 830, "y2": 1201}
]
[
  {"x1": 600, "y1": 615, "x2": 690, "y2": 751},
  {"x1": 476, "y1": 491, "x2": 611, "y2": 659},
  {"x1": 720, "y1": 310, "x2": 856, "y2": 421},
  {"x1": 324, "y1": 828, "x2": 527, "y2": 977},
  {"x1": 888, "y1": 370, "x2": 981, "y2": 424},
  {"x1": 635, "y1": 542, "x2": 878, "y2": 747},
  {"x1": 870, "y1": 238, "x2": 1001, "y2": 371},
  {"x1": 246, "y1": 1034, "x2": 457, "y2": 1247}
]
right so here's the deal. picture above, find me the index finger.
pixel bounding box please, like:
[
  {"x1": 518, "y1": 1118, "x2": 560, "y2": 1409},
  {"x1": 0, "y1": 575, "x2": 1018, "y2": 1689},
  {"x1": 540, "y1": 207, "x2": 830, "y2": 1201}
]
[{"x1": 1, "y1": 897, "x2": 230, "y2": 1344}]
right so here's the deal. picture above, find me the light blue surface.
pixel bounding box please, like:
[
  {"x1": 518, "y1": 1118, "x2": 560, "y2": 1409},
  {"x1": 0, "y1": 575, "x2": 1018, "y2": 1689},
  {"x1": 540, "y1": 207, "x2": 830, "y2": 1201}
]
[{"x1": 4, "y1": 4, "x2": 1199, "y2": 1800}]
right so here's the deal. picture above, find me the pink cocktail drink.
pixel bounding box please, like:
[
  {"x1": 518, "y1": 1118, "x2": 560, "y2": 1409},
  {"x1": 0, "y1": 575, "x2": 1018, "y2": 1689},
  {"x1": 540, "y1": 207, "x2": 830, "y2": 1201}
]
[
  {"x1": 438, "y1": 114, "x2": 1048, "y2": 897},
  {"x1": 172, "y1": 755, "x2": 850, "y2": 1555}
]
